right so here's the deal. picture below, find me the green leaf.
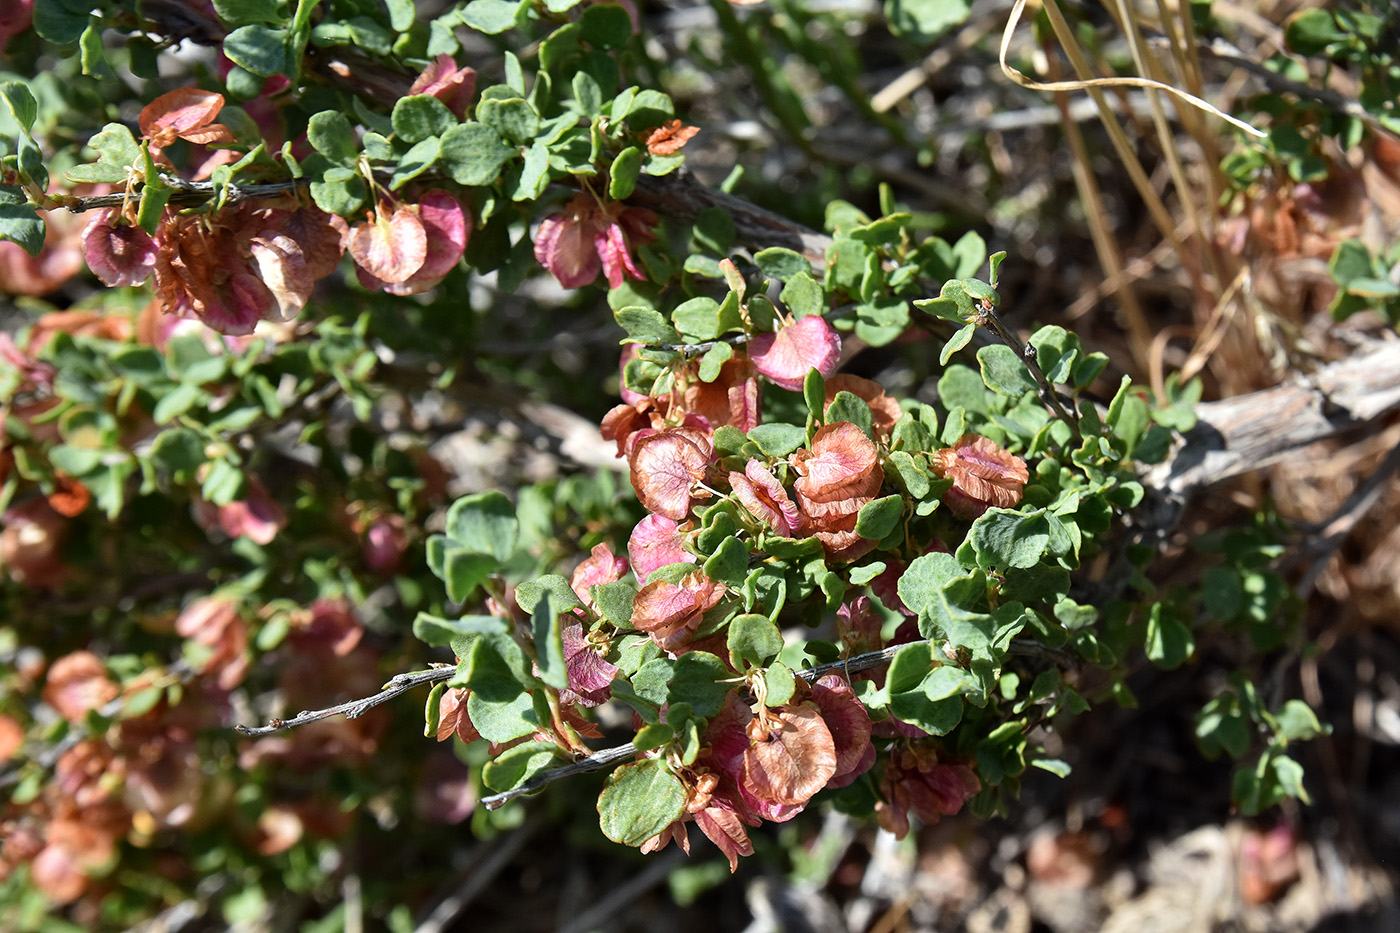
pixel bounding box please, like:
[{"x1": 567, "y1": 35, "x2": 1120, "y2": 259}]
[
  {"x1": 614, "y1": 306, "x2": 680, "y2": 344},
  {"x1": 631, "y1": 651, "x2": 730, "y2": 717},
  {"x1": 1273, "y1": 699, "x2": 1323, "y2": 743},
  {"x1": 33, "y1": 0, "x2": 91, "y2": 44},
  {"x1": 977, "y1": 344, "x2": 1035, "y2": 397},
  {"x1": 747, "y1": 422, "x2": 806, "y2": 459},
  {"x1": 698, "y1": 342, "x2": 733, "y2": 382},
  {"x1": 899, "y1": 553, "x2": 1023, "y2": 662},
  {"x1": 609, "y1": 146, "x2": 643, "y2": 200},
  {"x1": 461, "y1": 0, "x2": 523, "y2": 34},
  {"x1": 754, "y1": 247, "x2": 811, "y2": 281},
  {"x1": 463, "y1": 635, "x2": 539, "y2": 743},
  {"x1": 1284, "y1": 8, "x2": 1343, "y2": 55},
  {"x1": 671, "y1": 296, "x2": 722, "y2": 341},
  {"x1": 478, "y1": 97, "x2": 540, "y2": 146},
  {"x1": 580, "y1": 3, "x2": 633, "y2": 49},
  {"x1": 390, "y1": 136, "x2": 440, "y2": 190},
  {"x1": 0, "y1": 82, "x2": 37, "y2": 133},
  {"x1": 968, "y1": 509, "x2": 1049, "y2": 570},
  {"x1": 886, "y1": 451, "x2": 931, "y2": 499},
  {"x1": 307, "y1": 110, "x2": 358, "y2": 164},
  {"x1": 1031, "y1": 758, "x2": 1071, "y2": 778},
  {"x1": 885, "y1": 0, "x2": 971, "y2": 42},
  {"x1": 780, "y1": 273, "x2": 824, "y2": 318},
  {"x1": 531, "y1": 594, "x2": 569, "y2": 690},
  {"x1": 224, "y1": 24, "x2": 289, "y2": 77},
  {"x1": 597, "y1": 759, "x2": 687, "y2": 847},
  {"x1": 827, "y1": 395, "x2": 874, "y2": 442},
  {"x1": 438, "y1": 548, "x2": 500, "y2": 602},
  {"x1": 1144, "y1": 603, "x2": 1194, "y2": 669},
  {"x1": 149, "y1": 428, "x2": 207, "y2": 479},
  {"x1": 592, "y1": 581, "x2": 636, "y2": 627},
  {"x1": 444, "y1": 491, "x2": 518, "y2": 562},
  {"x1": 515, "y1": 575, "x2": 584, "y2": 615},
  {"x1": 440, "y1": 123, "x2": 517, "y2": 185},
  {"x1": 309, "y1": 174, "x2": 367, "y2": 215},
  {"x1": 727, "y1": 613, "x2": 784, "y2": 668},
  {"x1": 0, "y1": 201, "x2": 45, "y2": 257},
  {"x1": 482, "y1": 740, "x2": 560, "y2": 791},
  {"x1": 392, "y1": 95, "x2": 455, "y2": 144},
  {"x1": 414, "y1": 613, "x2": 509, "y2": 647},
  {"x1": 703, "y1": 535, "x2": 749, "y2": 587},
  {"x1": 64, "y1": 123, "x2": 142, "y2": 184},
  {"x1": 213, "y1": 0, "x2": 285, "y2": 26},
  {"x1": 854, "y1": 495, "x2": 904, "y2": 540}
]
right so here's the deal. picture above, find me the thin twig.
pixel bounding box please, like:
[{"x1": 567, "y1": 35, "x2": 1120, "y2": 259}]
[
  {"x1": 978, "y1": 305, "x2": 1083, "y2": 442},
  {"x1": 231, "y1": 666, "x2": 454, "y2": 736},
  {"x1": 54, "y1": 178, "x2": 305, "y2": 213}
]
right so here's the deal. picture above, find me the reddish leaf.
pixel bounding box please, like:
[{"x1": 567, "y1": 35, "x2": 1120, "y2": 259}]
[
  {"x1": 791, "y1": 422, "x2": 881, "y2": 502},
  {"x1": 628, "y1": 513, "x2": 695, "y2": 578},
  {"x1": 729, "y1": 459, "x2": 801, "y2": 536},
  {"x1": 139, "y1": 88, "x2": 229, "y2": 149},
  {"x1": 750, "y1": 314, "x2": 840, "y2": 390},
  {"x1": 810, "y1": 674, "x2": 873, "y2": 779},
  {"x1": 694, "y1": 806, "x2": 754, "y2": 872},
  {"x1": 42, "y1": 651, "x2": 118, "y2": 723},
  {"x1": 825, "y1": 374, "x2": 902, "y2": 440},
  {"x1": 534, "y1": 204, "x2": 601, "y2": 288},
  {"x1": 741, "y1": 705, "x2": 837, "y2": 806},
  {"x1": 248, "y1": 233, "x2": 313, "y2": 321},
  {"x1": 631, "y1": 571, "x2": 725, "y2": 651},
  {"x1": 409, "y1": 54, "x2": 478, "y2": 119},
  {"x1": 644, "y1": 119, "x2": 700, "y2": 156},
  {"x1": 931, "y1": 434, "x2": 1030, "y2": 519},
  {"x1": 82, "y1": 209, "x2": 157, "y2": 287},
  {"x1": 389, "y1": 190, "x2": 469, "y2": 295},
  {"x1": 877, "y1": 744, "x2": 980, "y2": 839},
  {"x1": 216, "y1": 478, "x2": 287, "y2": 545},
  {"x1": 534, "y1": 194, "x2": 654, "y2": 290},
  {"x1": 348, "y1": 202, "x2": 428, "y2": 284},
  {"x1": 436, "y1": 688, "x2": 482, "y2": 744},
  {"x1": 47, "y1": 474, "x2": 90, "y2": 518},
  {"x1": 570, "y1": 542, "x2": 629, "y2": 607},
  {"x1": 629, "y1": 428, "x2": 712, "y2": 521},
  {"x1": 594, "y1": 212, "x2": 648, "y2": 289},
  {"x1": 561, "y1": 621, "x2": 619, "y2": 706},
  {"x1": 836, "y1": 596, "x2": 883, "y2": 654}
]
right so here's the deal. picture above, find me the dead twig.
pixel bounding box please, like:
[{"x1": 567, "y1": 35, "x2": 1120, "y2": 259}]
[{"x1": 232, "y1": 666, "x2": 454, "y2": 737}]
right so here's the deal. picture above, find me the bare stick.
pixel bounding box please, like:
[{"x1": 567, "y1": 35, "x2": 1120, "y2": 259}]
[
  {"x1": 53, "y1": 178, "x2": 305, "y2": 214},
  {"x1": 232, "y1": 666, "x2": 454, "y2": 737}
]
